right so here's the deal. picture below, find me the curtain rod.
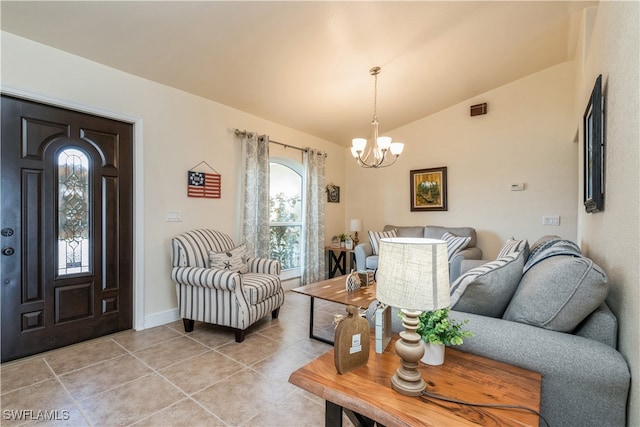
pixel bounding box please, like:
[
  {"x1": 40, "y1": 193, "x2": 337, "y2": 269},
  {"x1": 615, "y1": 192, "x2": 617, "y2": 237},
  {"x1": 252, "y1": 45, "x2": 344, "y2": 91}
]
[{"x1": 234, "y1": 128, "x2": 327, "y2": 157}]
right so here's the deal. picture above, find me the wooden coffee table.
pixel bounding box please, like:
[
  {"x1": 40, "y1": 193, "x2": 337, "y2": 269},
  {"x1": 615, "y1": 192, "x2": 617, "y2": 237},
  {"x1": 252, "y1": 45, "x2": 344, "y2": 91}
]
[
  {"x1": 289, "y1": 335, "x2": 542, "y2": 426},
  {"x1": 291, "y1": 276, "x2": 377, "y2": 345}
]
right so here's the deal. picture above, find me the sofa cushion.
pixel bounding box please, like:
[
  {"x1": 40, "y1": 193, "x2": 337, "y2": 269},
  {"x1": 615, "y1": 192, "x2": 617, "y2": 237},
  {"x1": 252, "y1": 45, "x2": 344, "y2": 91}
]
[
  {"x1": 442, "y1": 232, "x2": 471, "y2": 261},
  {"x1": 503, "y1": 255, "x2": 608, "y2": 332},
  {"x1": 449, "y1": 250, "x2": 525, "y2": 317},
  {"x1": 425, "y1": 226, "x2": 477, "y2": 248},
  {"x1": 209, "y1": 244, "x2": 249, "y2": 273},
  {"x1": 368, "y1": 229, "x2": 397, "y2": 255},
  {"x1": 497, "y1": 238, "x2": 530, "y2": 260},
  {"x1": 383, "y1": 225, "x2": 425, "y2": 238}
]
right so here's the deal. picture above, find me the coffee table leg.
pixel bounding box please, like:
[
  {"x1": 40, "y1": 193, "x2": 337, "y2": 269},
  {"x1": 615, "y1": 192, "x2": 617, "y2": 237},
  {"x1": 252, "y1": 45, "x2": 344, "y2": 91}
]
[
  {"x1": 326, "y1": 401, "x2": 343, "y2": 427},
  {"x1": 309, "y1": 296, "x2": 335, "y2": 345}
]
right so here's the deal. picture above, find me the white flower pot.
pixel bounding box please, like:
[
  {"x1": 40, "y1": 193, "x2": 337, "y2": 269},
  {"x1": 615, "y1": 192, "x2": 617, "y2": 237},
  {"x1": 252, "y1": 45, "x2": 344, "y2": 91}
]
[{"x1": 421, "y1": 342, "x2": 445, "y2": 365}]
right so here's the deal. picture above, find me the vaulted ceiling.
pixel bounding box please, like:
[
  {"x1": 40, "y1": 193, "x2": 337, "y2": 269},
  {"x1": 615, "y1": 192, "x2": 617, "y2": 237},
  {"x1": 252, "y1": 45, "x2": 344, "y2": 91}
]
[{"x1": 1, "y1": 1, "x2": 596, "y2": 146}]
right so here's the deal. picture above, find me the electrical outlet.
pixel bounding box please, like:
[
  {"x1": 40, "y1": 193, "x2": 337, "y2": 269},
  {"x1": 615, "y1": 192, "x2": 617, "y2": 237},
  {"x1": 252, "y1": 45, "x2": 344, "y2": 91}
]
[{"x1": 542, "y1": 215, "x2": 560, "y2": 226}]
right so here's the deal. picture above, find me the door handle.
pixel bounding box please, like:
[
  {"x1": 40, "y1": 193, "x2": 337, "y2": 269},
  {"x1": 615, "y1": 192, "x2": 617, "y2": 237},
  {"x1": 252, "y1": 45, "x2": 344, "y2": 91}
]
[{"x1": 2, "y1": 247, "x2": 15, "y2": 256}]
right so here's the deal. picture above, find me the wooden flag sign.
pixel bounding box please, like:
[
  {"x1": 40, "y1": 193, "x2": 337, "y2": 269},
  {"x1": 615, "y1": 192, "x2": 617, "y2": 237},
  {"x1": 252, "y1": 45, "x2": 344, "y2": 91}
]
[{"x1": 188, "y1": 171, "x2": 221, "y2": 198}]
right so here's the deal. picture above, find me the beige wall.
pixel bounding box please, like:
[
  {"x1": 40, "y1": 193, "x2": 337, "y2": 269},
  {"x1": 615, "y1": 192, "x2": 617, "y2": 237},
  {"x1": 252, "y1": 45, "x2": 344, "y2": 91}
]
[
  {"x1": 346, "y1": 61, "x2": 579, "y2": 258},
  {"x1": 575, "y1": 3, "x2": 639, "y2": 424},
  {"x1": 1, "y1": 31, "x2": 345, "y2": 325}
]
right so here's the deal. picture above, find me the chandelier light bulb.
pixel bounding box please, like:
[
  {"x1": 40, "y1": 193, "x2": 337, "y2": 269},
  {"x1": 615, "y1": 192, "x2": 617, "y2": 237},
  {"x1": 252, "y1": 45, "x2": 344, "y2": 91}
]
[{"x1": 390, "y1": 142, "x2": 404, "y2": 156}]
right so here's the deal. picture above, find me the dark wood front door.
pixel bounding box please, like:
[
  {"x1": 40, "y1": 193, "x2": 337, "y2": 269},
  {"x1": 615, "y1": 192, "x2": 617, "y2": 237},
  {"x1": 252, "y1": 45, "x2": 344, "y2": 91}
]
[{"x1": 1, "y1": 95, "x2": 133, "y2": 362}]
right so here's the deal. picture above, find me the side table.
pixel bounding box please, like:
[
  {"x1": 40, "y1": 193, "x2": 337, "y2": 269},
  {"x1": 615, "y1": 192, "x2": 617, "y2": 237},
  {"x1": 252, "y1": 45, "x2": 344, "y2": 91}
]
[{"x1": 326, "y1": 246, "x2": 356, "y2": 278}]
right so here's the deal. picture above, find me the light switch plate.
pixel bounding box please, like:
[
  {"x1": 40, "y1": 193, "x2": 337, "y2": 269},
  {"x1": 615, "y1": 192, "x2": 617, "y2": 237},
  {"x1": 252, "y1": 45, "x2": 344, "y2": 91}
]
[
  {"x1": 165, "y1": 210, "x2": 182, "y2": 222},
  {"x1": 542, "y1": 215, "x2": 560, "y2": 226}
]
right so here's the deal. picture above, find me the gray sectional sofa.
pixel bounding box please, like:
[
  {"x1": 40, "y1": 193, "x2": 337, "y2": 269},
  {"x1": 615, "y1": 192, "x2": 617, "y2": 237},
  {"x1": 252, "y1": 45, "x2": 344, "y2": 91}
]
[
  {"x1": 368, "y1": 236, "x2": 630, "y2": 427},
  {"x1": 354, "y1": 224, "x2": 482, "y2": 282}
]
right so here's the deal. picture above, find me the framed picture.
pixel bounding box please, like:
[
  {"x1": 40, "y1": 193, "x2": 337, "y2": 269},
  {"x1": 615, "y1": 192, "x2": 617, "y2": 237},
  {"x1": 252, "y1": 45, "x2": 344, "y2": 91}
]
[
  {"x1": 583, "y1": 74, "x2": 604, "y2": 213},
  {"x1": 410, "y1": 167, "x2": 447, "y2": 211},
  {"x1": 327, "y1": 184, "x2": 340, "y2": 203}
]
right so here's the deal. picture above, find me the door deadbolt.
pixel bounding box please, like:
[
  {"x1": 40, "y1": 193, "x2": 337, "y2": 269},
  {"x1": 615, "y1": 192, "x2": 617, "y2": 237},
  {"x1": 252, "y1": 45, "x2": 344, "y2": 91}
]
[
  {"x1": 2, "y1": 247, "x2": 15, "y2": 256},
  {"x1": 1, "y1": 228, "x2": 14, "y2": 237}
]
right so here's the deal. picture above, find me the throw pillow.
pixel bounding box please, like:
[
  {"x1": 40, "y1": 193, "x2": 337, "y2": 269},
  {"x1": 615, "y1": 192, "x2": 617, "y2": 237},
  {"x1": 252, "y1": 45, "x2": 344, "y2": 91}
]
[
  {"x1": 503, "y1": 255, "x2": 608, "y2": 332},
  {"x1": 209, "y1": 244, "x2": 249, "y2": 273},
  {"x1": 368, "y1": 229, "x2": 397, "y2": 255},
  {"x1": 441, "y1": 232, "x2": 471, "y2": 261},
  {"x1": 449, "y1": 250, "x2": 525, "y2": 318},
  {"x1": 497, "y1": 238, "x2": 530, "y2": 260}
]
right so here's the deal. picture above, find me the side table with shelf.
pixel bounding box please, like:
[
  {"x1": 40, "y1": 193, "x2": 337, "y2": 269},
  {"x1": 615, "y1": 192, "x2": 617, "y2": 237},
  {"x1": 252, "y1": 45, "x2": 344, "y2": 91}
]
[{"x1": 326, "y1": 246, "x2": 356, "y2": 278}]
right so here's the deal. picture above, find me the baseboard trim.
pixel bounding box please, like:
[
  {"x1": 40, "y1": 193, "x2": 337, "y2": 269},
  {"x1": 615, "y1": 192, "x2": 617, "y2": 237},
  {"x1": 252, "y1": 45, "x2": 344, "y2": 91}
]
[{"x1": 142, "y1": 308, "x2": 180, "y2": 330}]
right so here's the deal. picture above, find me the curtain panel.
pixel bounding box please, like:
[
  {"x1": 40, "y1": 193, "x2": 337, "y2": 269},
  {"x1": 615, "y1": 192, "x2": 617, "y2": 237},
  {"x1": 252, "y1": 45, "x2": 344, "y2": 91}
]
[
  {"x1": 241, "y1": 133, "x2": 271, "y2": 258},
  {"x1": 302, "y1": 148, "x2": 326, "y2": 285}
]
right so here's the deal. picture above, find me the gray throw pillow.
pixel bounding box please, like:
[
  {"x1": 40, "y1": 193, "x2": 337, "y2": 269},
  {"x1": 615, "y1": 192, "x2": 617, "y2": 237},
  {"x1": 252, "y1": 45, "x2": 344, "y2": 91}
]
[
  {"x1": 449, "y1": 250, "x2": 525, "y2": 318},
  {"x1": 503, "y1": 255, "x2": 608, "y2": 332}
]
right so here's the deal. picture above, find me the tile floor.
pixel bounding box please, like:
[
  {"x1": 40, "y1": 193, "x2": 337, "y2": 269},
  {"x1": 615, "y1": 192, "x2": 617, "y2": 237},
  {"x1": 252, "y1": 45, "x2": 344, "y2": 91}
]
[{"x1": 0, "y1": 291, "x2": 356, "y2": 427}]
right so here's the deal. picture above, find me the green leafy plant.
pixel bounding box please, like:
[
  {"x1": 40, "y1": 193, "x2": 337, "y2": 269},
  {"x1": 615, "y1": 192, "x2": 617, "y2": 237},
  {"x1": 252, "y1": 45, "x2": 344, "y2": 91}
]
[
  {"x1": 416, "y1": 308, "x2": 473, "y2": 346},
  {"x1": 337, "y1": 233, "x2": 348, "y2": 242}
]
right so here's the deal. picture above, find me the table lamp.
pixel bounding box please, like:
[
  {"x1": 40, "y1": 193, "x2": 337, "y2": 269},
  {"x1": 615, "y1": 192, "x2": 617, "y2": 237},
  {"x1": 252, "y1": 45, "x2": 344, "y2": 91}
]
[
  {"x1": 349, "y1": 219, "x2": 362, "y2": 246},
  {"x1": 376, "y1": 237, "x2": 450, "y2": 396}
]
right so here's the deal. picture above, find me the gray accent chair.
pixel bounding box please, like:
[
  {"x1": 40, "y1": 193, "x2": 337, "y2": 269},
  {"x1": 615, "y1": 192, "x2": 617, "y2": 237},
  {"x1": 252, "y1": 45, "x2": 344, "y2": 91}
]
[
  {"x1": 170, "y1": 229, "x2": 285, "y2": 342},
  {"x1": 354, "y1": 225, "x2": 482, "y2": 282}
]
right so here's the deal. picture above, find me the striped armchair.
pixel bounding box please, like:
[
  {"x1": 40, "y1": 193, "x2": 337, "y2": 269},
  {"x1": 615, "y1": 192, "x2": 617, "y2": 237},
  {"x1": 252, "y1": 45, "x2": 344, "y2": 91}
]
[{"x1": 170, "y1": 229, "x2": 285, "y2": 342}]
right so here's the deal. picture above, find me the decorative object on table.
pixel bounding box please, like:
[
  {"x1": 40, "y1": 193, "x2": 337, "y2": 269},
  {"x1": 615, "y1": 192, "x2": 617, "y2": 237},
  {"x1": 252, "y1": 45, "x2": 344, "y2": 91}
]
[
  {"x1": 351, "y1": 66, "x2": 404, "y2": 168},
  {"x1": 331, "y1": 236, "x2": 340, "y2": 249},
  {"x1": 410, "y1": 167, "x2": 447, "y2": 211},
  {"x1": 345, "y1": 238, "x2": 354, "y2": 250},
  {"x1": 357, "y1": 270, "x2": 375, "y2": 287},
  {"x1": 188, "y1": 161, "x2": 221, "y2": 198},
  {"x1": 350, "y1": 219, "x2": 362, "y2": 246},
  {"x1": 376, "y1": 237, "x2": 450, "y2": 396},
  {"x1": 375, "y1": 303, "x2": 392, "y2": 353},
  {"x1": 583, "y1": 74, "x2": 604, "y2": 213},
  {"x1": 345, "y1": 269, "x2": 361, "y2": 292},
  {"x1": 326, "y1": 184, "x2": 340, "y2": 203},
  {"x1": 337, "y1": 233, "x2": 347, "y2": 248},
  {"x1": 334, "y1": 305, "x2": 370, "y2": 374},
  {"x1": 416, "y1": 308, "x2": 473, "y2": 365}
]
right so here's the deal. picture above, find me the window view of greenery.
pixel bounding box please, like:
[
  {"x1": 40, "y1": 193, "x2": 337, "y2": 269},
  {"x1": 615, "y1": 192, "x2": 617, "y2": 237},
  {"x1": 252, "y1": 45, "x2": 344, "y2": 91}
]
[{"x1": 269, "y1": 162, "x2": 302, "y2": 270}]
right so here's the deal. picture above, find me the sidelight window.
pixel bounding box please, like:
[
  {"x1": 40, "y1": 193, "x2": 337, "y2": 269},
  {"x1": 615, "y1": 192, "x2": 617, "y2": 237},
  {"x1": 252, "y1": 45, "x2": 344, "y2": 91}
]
[{"x1": 57, "y1": 148, "x2": 91, "y2": 275}]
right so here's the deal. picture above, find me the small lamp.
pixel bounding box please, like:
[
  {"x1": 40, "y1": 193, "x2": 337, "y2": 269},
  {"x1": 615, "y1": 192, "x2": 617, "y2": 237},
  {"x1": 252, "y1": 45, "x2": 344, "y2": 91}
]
[
  {"x1": 349, "y1": 219, "x2": 362, "y2": 246},
  {"x1": 376, "y1": 237, "x2": 450, "y2": 396}
]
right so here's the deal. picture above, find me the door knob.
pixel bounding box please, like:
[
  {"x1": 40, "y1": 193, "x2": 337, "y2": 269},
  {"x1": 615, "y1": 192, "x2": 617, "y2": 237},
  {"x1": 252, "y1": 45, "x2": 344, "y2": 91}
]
[{"x1": 2, "y1": 247, "x2": 15, "y2": 256}]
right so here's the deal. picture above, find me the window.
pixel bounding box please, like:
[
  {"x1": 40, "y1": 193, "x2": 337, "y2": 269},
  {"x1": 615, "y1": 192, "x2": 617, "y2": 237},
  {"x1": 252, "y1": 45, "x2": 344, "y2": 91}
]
[
  {"x1": 269, "y1": 159, "x2": 302, "y2": 279},
  {"x1": 57, "y1": 148, "x2": 91, "y2": 276}
]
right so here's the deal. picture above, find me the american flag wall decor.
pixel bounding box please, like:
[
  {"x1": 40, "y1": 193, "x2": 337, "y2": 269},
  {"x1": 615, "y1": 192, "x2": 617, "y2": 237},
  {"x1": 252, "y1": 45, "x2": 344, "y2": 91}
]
[{"x1": 188, "y1": 170, "x2": 221, "y2": 198}]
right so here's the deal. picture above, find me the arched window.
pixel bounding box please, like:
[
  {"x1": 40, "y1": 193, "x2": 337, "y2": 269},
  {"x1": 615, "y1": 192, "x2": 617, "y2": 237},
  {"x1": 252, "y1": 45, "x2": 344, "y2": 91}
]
[
  {"x1": 269, "y1": 158, "x2": 302, "y2": 279},
  {"x1": 57, "y1": 147, "x2": 91, "y2": 275}
]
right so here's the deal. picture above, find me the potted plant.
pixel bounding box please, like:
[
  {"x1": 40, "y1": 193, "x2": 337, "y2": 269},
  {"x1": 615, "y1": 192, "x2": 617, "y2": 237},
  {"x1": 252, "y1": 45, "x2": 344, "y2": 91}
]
[
  {"x1": 337, "y1": 233, "x2": 348, "y2": 248},
  {"x1": 416, "y1": 308, "x2": 473, "y2": 365}
]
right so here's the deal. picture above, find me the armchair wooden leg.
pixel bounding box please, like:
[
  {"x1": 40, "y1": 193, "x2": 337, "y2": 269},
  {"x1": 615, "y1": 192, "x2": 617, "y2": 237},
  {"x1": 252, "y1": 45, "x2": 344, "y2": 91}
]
[
  {"x1": 183, "y1": 318, "x2": 194, "y2": 333},
  {"x1": 272, "y1": 308, "x2": 280, "y2": 320},
  {"x1": 234, "y1": 329, "x2": 246, "y2": 343}
]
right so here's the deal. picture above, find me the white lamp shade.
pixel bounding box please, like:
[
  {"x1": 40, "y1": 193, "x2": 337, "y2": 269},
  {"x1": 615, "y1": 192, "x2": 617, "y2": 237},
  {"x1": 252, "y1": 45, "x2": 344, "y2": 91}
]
[
  {"x1": 350, "y1": 147, "x2": 359, "y2": 158},
  {"x1": 390, "y1": 142, "x2": 404, "y2": 156},
  {"x1": 352, "y1": 138, "x2": 367, "y2": 152},
  {"x1": 376, "y1": 238, "x2": 450, "y2": 311},
  {"x1": 349, "y1": 219, "x2": 362, "y2": 232},
  {"x1": 377, "y1": 136, "x2": 392, "y2": 150}
]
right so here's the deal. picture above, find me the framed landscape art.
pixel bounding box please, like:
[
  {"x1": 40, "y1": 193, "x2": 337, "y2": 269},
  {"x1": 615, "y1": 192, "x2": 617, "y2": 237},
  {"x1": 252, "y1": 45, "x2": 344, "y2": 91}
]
[
  {"x1": 410, "y1": 167, "x2": 447, "y2": 211},
  {"x1": 583, "y1": 74, "x2": 604, "y2": 213}
]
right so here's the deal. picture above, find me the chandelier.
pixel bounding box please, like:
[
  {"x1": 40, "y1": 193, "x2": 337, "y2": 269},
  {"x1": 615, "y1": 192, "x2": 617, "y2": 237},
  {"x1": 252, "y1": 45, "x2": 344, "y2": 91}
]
[{"x1": 351, "y1": 66, "x2": 404, "y2": 168}]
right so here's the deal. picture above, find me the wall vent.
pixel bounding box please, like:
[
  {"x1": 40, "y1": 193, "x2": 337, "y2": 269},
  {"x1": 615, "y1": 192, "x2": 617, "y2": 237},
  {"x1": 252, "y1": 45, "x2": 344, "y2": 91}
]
[{"x1": 470, "y1": 103, "x2": 487, "y2": 116}]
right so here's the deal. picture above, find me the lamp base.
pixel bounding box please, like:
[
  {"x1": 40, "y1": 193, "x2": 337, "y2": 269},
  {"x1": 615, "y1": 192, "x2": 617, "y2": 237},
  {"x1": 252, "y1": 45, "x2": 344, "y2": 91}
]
[{"x1": 391, "y1": 310, "x2": 426, "y2": 397}]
